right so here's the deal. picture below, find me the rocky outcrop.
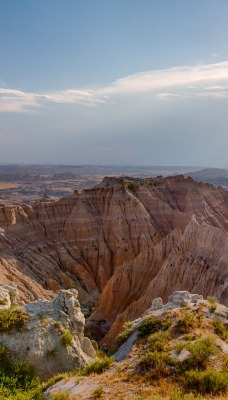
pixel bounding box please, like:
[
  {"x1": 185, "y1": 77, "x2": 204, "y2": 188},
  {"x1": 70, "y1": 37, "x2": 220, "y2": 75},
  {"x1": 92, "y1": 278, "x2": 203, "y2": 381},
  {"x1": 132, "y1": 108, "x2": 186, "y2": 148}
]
[
  {"x1": 0, "y1": 176, "x2": 227, "y2": 346},
  {"x1": 114, "y1": 290, "x2": 228, "y2": 361},
  {"x1": 0, "y1": 285, "x2": 96, "y2": 378}
]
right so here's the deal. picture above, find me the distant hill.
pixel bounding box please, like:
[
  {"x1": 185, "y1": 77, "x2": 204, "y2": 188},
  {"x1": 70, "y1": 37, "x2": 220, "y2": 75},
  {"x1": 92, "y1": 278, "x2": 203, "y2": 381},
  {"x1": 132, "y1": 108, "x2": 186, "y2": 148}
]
[{"x1": 185, "y1": 168, "x2": 228, "y2": 186}]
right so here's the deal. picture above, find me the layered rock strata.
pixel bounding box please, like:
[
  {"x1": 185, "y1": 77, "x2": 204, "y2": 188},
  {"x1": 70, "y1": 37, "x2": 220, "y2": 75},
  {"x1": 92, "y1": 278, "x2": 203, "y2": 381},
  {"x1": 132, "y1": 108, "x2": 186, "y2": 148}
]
[{"x1": 0, "y1": 175, "x2": 227, "y2": 346}]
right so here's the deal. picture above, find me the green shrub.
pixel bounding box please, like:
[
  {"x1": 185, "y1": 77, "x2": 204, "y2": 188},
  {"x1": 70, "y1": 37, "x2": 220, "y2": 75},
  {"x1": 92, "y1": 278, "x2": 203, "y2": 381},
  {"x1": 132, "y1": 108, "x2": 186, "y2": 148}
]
[
  {"x1": 138, "y1": 317, "x2": 163, "y2": 337},
  {"x1": 175, "y1": 313, "x2": 195, "y2": 334},
  {"x1": 116, "y1": 327, "x2": 133, "y2": 346},
  {"x1": 148, "y1": 330, "x2": 170, "y2": 352},
  {"x1": 139, "y1": 350, "x2": 172, "y2": 379},
  {"x1": 81, "y1": 356, "x2": 112, "y2": 375},
  {"x1": 185, "y1": 369, "x2": 228, "y2": 394},
  {"x1": 209, "y1": 304, "x2": 216, "y2": 313},
  {"x1": 187, "y1": 336, "x2": 215, "y2": 369},
  {"x1": 0, "y1": 309, "x2": 28, "y2": 333},
  {"x1": 213, "y1": 318, "x2": 228, "y2": 341},
  {"x1": 61, "y1": 331, "x2": 73, "y2": 346},
  {"x1": 0, "y1": 360, "x2": 40, "y2": 399},
  {"x1": 207, "y1": 296, "x2": 216, "y2": 304}
]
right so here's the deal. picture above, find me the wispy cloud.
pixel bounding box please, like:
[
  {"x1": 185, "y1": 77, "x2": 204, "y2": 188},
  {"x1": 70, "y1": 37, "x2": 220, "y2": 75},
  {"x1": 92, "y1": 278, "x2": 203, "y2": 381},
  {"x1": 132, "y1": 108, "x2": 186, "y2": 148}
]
[{"x1": 1, "y1": 60, "x2": 228, "y2": 112}]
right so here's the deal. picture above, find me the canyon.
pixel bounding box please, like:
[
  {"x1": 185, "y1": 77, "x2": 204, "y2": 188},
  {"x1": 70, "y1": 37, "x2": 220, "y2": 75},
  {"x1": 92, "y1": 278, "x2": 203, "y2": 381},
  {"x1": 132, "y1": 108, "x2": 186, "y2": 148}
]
[{"x1": 0, "y1": 175, "x2": 227, "y2": 347}]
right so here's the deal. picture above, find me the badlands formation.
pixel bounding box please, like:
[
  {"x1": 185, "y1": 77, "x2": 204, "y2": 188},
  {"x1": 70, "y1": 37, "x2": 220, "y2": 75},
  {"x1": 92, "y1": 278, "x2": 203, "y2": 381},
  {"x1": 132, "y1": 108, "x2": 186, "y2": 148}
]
[{"x1": 0, "y1": 175, "x2": 227, "y2": 347}]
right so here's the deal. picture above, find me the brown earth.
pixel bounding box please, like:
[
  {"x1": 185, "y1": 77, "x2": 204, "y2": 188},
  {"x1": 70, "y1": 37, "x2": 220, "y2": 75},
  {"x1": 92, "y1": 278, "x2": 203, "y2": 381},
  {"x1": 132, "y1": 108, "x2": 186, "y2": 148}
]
[{"x1": 0, "y1": 175, "x2": 227, "y2": 346}]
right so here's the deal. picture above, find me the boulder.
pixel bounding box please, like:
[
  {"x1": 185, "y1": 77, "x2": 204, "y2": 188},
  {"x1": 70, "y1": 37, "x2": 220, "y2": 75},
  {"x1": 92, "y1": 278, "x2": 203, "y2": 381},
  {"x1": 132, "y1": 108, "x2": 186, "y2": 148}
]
[{"x1": 0, "y1": 287, "x2": 96, "y2": 378}]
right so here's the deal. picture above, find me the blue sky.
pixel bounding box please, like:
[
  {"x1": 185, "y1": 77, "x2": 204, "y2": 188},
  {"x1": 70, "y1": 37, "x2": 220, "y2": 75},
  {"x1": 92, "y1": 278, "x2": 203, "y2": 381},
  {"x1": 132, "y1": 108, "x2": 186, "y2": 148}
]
[{"x1": 1, "y1": 0, "x2": 228, "y2": 166}]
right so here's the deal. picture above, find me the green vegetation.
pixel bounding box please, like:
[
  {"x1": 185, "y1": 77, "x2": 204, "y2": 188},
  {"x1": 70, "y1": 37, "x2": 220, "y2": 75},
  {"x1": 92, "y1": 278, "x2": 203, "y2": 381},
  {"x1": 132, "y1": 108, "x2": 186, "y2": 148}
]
[
  {"x1": 61, "y1": 331, "x2": 73, "y2": 346},
  {"x1": 41, "y1": 373, "x2": 68, "y2": 392},
  {"x1": 116, "y1": 321, "x2": 134, "y2": 346},
  {"x1": 138, "y1": 317, "x2": 167, "y2": 337},
  {"x1": 148, "y1": 330, "x2": 170, "y2": 352},
  {"x1": 185, "y1": 369, "x2": 228, "y2": 394},
  {"x1": 170, "y1": 390, "x2": 202, "y2": 400},
  {"x1": 186, "y1": 336, "x2": 215, "y2": 369},
  {"x1": 81, "y1": 356, "x2": 112, "y2": 376},
  {"x1": 0, "y1": 309, "x2": 28, "y2": 333},
  {"x1": 0, "y1": 344, "x2": 42, "y2": 400},
  {"x1": 207, "y1": 296, "x2": 216, "y2": 304},
  {"x1": 50, "y1": 391, "x2": 70, "y2": 400},
  {"x1": 175, "y1": 312, "x2": 195, "y2": 334},
  {"x1": 91, "y1": 385, "x2": 103, "y2": 399},
  {"x1": 213, "y1": 318, "x2": 228, "y2": 341}
]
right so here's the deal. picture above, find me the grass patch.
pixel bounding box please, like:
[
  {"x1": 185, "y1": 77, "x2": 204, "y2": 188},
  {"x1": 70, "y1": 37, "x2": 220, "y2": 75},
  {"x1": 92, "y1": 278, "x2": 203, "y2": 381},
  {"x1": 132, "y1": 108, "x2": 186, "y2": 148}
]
[
  {"x1": 175, "y1": 313, "x2": 195, "y2": 334},
  {"x1": 41, "y1": 373, "x2": 68, "y2": 391},
  {"x1": 0, "y1": 309, "x2": 28, "y2": 333},
  {"x1": 170, "y1": 390, "x2": 202, "y2": 400},
  {"x1": 186, "y1": 336, "x2": 215, "y2": 369},
  {"x1": 61, "y1": 331, "x2": 73, "y2": 346},
  {"x1": 213, "y1": 318, "x2": 228, "y2": 341},
  {"x1": 185, "y1": 369, "x2": 228, "y2": 394},
  {"x1": 138, "y1": 349, "x2": 173, "y2": 379},
  {"x1": 0, "y1": 349, "x2": 42, "y2": 400},
  {"x1": 50, "y1": 391, "x2": 70, "y2": 400},
  {"x1": 91, "y1": 385, "x2": 103, "y2": 399},
  {"x1": 148, "y1": 330, "x2": 170, "y2": 352},
  {"x1": 81, "y1": 356, "x2": 112, "y2": 376}
]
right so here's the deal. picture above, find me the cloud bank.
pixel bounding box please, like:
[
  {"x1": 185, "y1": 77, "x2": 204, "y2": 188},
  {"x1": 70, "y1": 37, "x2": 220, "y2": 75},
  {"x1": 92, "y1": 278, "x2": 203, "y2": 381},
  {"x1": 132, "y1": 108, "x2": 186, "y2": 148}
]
[{"x1": 1, "y1": 60, "x2": 228, "y2": 112}]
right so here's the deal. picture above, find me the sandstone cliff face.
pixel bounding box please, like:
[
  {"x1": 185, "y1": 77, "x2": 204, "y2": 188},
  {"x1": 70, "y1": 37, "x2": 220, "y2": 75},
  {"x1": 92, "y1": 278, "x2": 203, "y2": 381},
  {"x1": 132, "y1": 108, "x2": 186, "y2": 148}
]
[
  {"x1": 0, "y1": 284, "x2": 96, "y2": 378},
  {"x1": 0, "y1": 176, "x2": 227, "y2": 346}
]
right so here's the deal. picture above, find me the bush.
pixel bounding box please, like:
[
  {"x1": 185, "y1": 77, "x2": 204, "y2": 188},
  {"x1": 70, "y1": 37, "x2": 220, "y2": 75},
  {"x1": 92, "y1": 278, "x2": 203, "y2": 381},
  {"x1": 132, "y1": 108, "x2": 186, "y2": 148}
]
[
  {"x1": 207, "y1": 296, "x2": 216, "y2": 304},
  {"x1": 187, "y1": 337, "x2": 215, "y2": 369},
  {"x1": 185, "y1": 369, "x2": 228, "y2": 394},
  {"x1": 138, "y1": 317, "x2": 163, "y2": 337},
  {"x1": 139, "y1": 350, "x2": 172, "y2": 379},
  {"x1": 175, "y1": 313, "x2": 195, "y2": 334},
  {"x1": 61, "y1": 331, "x2": 73, "y2": 346},
  {"x1": 148, "y1": 330, "x2": 170, "y2": 352},
  {"x1": 81, "y1": 356, "x2": 112, "y2": 375},
  {"x1": 213, "y1": 318, "x2": 228, "y2": 341},
  {"x1": 116, "y1": 327, "x2": 133, "y2": 346},
  {"x1": 0, "y1": 309, "x2": 28, "y2": 333}
]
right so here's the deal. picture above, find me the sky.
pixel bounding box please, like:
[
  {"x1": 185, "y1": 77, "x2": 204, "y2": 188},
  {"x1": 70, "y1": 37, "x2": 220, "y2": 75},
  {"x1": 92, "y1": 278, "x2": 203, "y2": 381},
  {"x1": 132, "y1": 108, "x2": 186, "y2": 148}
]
[{"x1": 0, "y1": 0, "x2": 228, "y2": 167}]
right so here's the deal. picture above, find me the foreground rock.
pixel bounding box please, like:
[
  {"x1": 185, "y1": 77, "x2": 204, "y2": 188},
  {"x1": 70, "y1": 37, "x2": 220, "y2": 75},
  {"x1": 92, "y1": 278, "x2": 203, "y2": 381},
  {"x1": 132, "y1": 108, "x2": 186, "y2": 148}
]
[
  {"x1": 46, "y1": 291, "x2": 228, "y2": 400},
  {"x1": 0, "y1": 285, "x2": 96, "y2": 378}
]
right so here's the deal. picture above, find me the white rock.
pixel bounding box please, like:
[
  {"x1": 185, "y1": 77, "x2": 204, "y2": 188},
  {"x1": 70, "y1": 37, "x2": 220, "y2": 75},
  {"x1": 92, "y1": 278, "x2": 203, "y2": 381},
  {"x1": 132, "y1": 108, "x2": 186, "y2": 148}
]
[{"x1": 0, "y1": 288, "x2": 96, "y2": 378}]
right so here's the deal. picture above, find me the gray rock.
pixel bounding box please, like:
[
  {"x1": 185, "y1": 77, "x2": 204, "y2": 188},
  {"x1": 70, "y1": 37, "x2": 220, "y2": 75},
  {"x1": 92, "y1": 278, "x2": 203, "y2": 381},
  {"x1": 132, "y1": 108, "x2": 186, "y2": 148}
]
[
  {"x1": 0, "y1": 287, "x2": 96, "y2": 378},
  {"x1": 151, "y1": 297, "x2": 163, "y2": 310}
]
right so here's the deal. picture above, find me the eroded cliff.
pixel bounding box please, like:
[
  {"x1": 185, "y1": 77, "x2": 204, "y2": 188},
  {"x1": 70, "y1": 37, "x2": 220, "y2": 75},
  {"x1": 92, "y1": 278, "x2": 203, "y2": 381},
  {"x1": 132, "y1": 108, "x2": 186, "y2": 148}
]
[{"x1": 0, "y1": 175, "x2": 227, "y2": 345}]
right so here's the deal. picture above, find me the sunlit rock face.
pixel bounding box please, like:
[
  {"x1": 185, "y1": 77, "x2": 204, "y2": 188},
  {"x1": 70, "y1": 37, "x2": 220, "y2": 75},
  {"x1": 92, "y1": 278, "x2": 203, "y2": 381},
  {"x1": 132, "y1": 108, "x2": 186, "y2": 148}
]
[{"x1": 0, "y1": 175, "x2": 227, "y2": 345}]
